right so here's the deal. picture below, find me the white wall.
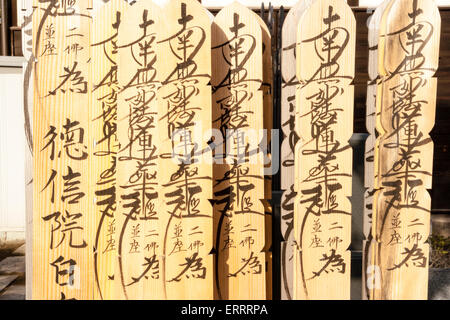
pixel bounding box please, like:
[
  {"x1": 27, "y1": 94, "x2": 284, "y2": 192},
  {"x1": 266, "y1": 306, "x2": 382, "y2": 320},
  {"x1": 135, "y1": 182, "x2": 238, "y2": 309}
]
[{"x1": 0, "y1": 66, "x2": 26, "y2": 234}]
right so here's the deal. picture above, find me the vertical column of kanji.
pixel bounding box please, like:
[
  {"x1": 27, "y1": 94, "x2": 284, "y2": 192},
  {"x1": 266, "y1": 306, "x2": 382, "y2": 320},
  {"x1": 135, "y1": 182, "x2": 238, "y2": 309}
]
[
  {"x1": 280, "y1": 0, "x2": 311, "y2": 300},
  {"x1": 254, "y1": 12, "x2": 273, "y2": 300},
  {"x1": 373, "y1": 0, "x2": 440, "y2": 300},
  {"x1": 90, "y1": 0, "x2": 129, "y2": 300},
  {"x1": 115, "y1": 0, "x2": 164, "y2": 300},
  {"x1": 158, "y1": 0, "x2": 213, "y2": 300},
  {"x1": 362, "y1": 0, "x2": 391, "y2": 300},
  {"x1": 32, "y1": 0, "x2": 93, "y2": 299},
  {"x1": 294, "y1": 0, "x2": 355, "y2": 300},
  {"x1": 212, "y1": 2, "x2": 266, "y2": 300}
]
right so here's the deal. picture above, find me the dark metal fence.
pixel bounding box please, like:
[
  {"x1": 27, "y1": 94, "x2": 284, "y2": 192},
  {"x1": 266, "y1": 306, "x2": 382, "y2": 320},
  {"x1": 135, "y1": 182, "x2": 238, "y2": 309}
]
[{"x1": 0, "y1": 0, "x2": 11, "y2": 56}]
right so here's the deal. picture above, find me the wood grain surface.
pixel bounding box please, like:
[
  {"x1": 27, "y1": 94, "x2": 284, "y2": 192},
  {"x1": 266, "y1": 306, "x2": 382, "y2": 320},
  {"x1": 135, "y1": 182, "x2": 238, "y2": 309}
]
[
  {"x1": 372, "y1": 0, "x2": 441, "y2": 300},
  {"x1": 362, "y1": 0, "x2": 390, "y2": 300},
  {"x1": 33, "y1": 0, "x2": 94, "y2": 300},
  {"x1": 91, "y1": 0, "x2": 128, "y2": 300},
  {"x1": 294, "y1": 0, "x2": 355, "y2": 300},
  {"x1": 212, "y1": 1, "x2": 266, "y2": 300},
  {"x1": 157, "y1": 0, "x2": 214, "y2": 300}
]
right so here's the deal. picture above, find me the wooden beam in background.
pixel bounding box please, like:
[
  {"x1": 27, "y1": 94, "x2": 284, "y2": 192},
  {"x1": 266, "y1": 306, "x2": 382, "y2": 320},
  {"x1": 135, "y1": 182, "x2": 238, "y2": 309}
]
[{"x1": 1, "y1": 0, "x2": 11, "y2": 56}]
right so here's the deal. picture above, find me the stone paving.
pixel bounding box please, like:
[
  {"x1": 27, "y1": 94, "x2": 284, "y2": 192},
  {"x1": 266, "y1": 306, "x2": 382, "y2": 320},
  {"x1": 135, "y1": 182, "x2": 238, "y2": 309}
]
[{"x1": 0, "y1": 243, "x2": 25, "y2": 300}]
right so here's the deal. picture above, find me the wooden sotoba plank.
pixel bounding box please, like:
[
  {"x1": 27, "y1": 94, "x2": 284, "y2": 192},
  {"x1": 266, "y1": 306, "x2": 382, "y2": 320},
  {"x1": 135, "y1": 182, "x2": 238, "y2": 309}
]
[
  {"x1": 280, "y1": 0, "x2": 312, "y2": 301},
  {"x1": 254, "y1": 11, "x2": 273, "y2": 300},
  {"x1": 32, "y1": 0, "x2": 94, "y2": 299},
  {"x1": 212, "y1": 1, "x2": 266, "y2": 300},
  {"x1": 294, "y1": 0, "x2": 355, "y2": 300},
  {"x1": 362, "y1": 0, "x2": 391, "y2": 301},
  {"x1": 20, "y1": 0, "x2": 34, "y2": 300},
  {"x1": 91, "y1": 0, "x2": 129, "y2": 300},
  {"x1": 157, "y1": 0, "x2": 214, "y2": 300},
  {"x1": 372, "y1": 0, "x2": 440, "y2": 300},
  {"x1": 116, "y1": 0, "x2": 164, "y2": 300}
]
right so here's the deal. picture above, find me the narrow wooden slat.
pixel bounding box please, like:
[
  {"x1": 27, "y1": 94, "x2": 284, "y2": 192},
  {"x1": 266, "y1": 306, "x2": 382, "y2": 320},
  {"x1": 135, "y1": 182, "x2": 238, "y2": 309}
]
[
  {"x1": 280, "y1": 0, "x2": 311, "y2": 300},
  {"x1": 362, "y1": 0, "x2": 391, "y2": 300},
  {"x1": 212, "y1": 1, "x2": 266, "y2": 300},
  {"x1": 116, "y1": 0, "x2": 164, "y2": 300},
  {"x1": 294, "y1": 0, "x2": 355, "y2": 300},
  {"x1": 254, "y1": 11, "x2": 273, "y2": 300},
  {"x1": 20, "y1": 0, "x2": 33, "y2": 300},
  {"x1": 157, "y1": 0, "x2": 214, "y2": 300},
  {"x1": 372, "y1": 0, "x2": 441, "y2": 300},
  {"x1": 91, "y1": 0, "x2": 129, "y2": 300},
  {"x1": 32, "y1": 0, "x2": 93, "y2": 299}
]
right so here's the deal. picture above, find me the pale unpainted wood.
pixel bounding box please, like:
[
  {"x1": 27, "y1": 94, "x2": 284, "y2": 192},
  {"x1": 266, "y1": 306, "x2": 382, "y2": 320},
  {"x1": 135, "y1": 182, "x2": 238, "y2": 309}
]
[
  {"x1": 91, "y1": 0, "x2": 129, "y2": 300},
  {"x1": 254, "y1": 11, "x2": 273, "y2": 300},
  {"x1": 157, "y1": 0, "x2": 214, "y2": 300},
  {"x1": 20, "y1": 0, "x2": 33, "y2": 300},
  {"x1": 281, "y1": 0, "x2": 314, "y2": 192},
  {"x1": 254, "y1": 13, "x2": 273, "y2": 202},
  {"x1": 279, "y1": 0, "x2": 311, "y2": 301},
  {"x1": 116, "y1": 0, "x2": 165, "y2": 300},
  {"x1": 211, "y1": 1, "x2": 266, "y2": 300},
  {"x1": 24, "y1": 61, "x2": 33, "y2": 300},
  {"x1": 32, "y1": 0, "x2": 94, "y2": 299},
  {"x1": 373, "y1": 0, "x2": 395, "y2": 192},
  {"x1": 362, "y1": 0, "x2": 391, "y2": 301},
  {"x1": 372, "y1": 0, "x2": 440, "y2": 300},
  {"x1": 294, "y1": 0, "x2": 355, "y2": 300}
]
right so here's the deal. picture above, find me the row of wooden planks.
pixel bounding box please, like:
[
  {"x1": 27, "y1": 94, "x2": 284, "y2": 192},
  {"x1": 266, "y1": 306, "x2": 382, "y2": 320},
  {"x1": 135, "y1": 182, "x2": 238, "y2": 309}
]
[
  {"x1": 32, "y1": 0, "x2": 273, "y2": 300},
  {"x1": 30, "y1": 0, "x2": 440, "y2": 300},
  {"x1": 280, "y1": 0, "x2": 440, "y2": 300}
]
